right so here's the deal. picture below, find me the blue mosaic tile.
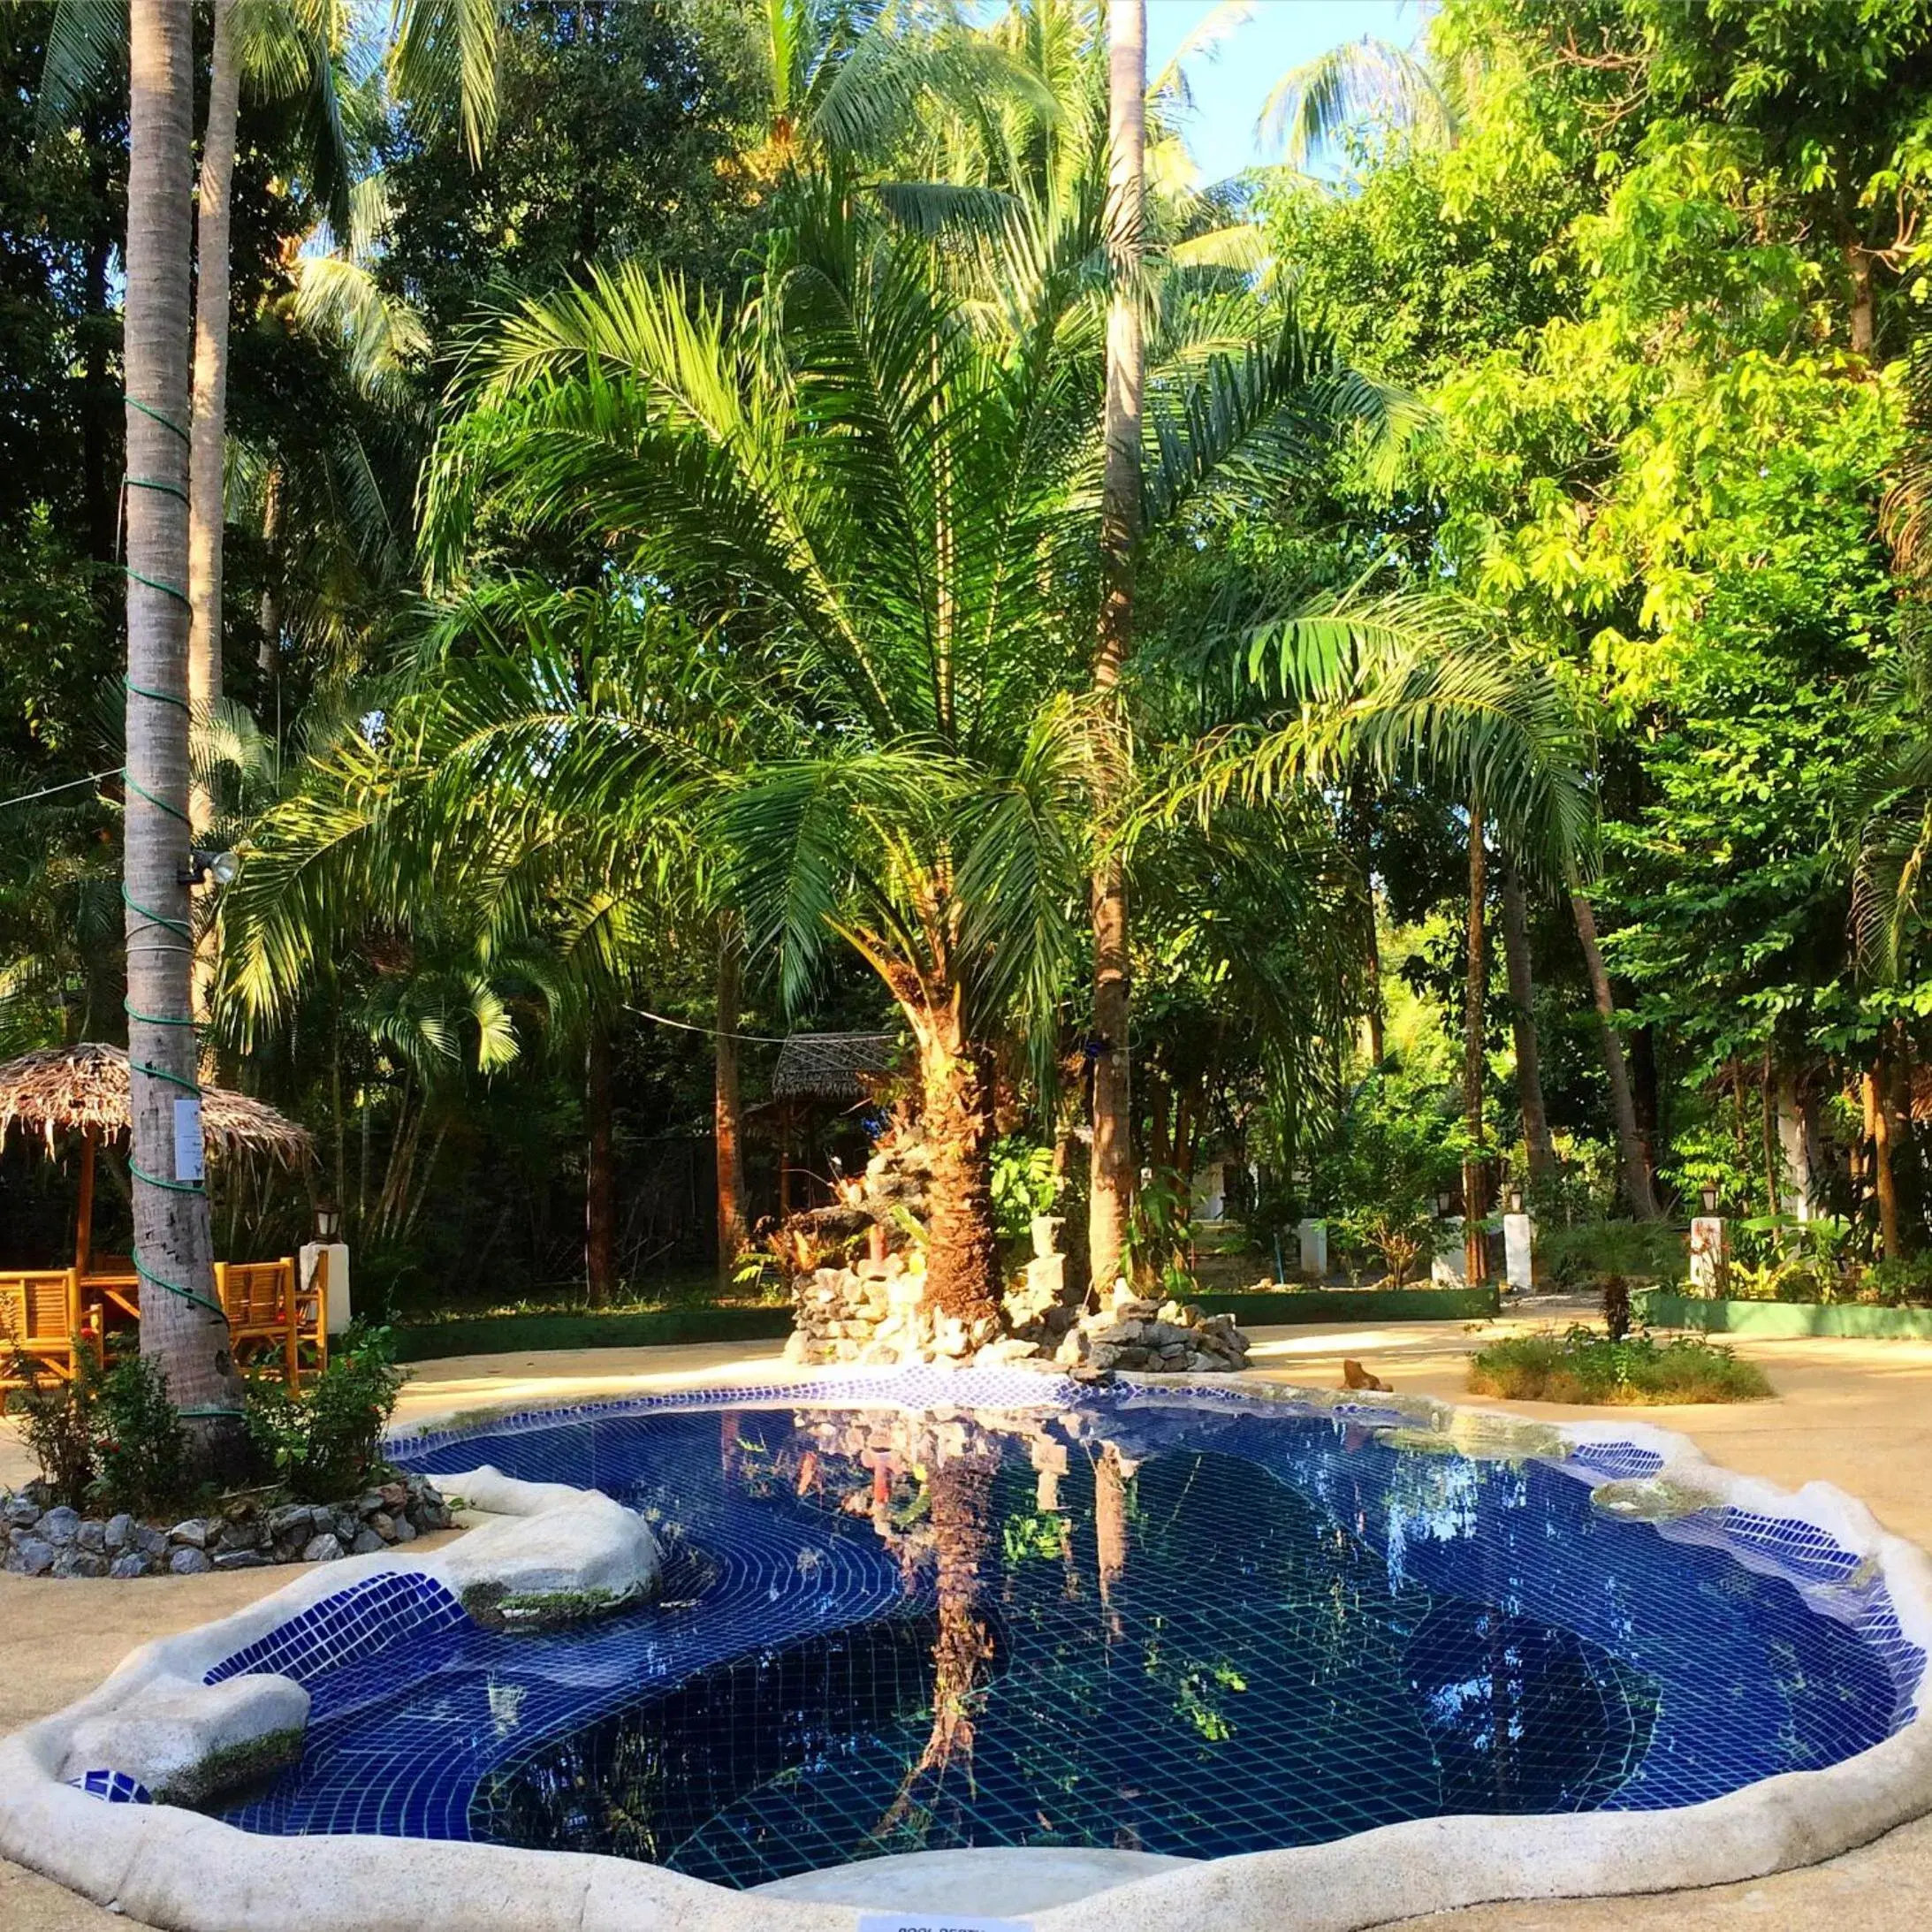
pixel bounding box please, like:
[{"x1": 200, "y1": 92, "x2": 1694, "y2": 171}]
[
  {"x1": 67, "y1": 1768, "x2": 151, "y2": 1804},
  {"x1": 1566, "y1": 1441, "x2": 1668, "y2": 1480},
  {"x1": 194, "y1": 1377, "x2": 1924, "y2": 1886},
  {"x1": 205, "y1": 1571, "x2": 468, "y2": 1688}
]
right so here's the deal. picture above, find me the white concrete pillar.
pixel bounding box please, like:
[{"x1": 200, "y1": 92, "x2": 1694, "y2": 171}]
[
  {"x1": 301, "y1": 1242, "x2": 352, "y2": 1335},
  {"x1": 1502, "y1": 1212, "x2": 1535, "y2": 1292},
  {"x1": 1297, "y1": 1217, "x2": 1327, "y2": 1281},
  {"x1": 1690, "y1": 1217, "x2": 1730, "y2": 1296}
]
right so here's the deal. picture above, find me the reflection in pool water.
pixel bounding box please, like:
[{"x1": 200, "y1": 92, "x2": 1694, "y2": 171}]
[{"x1": 218, "y1": 1395, "x2": 1921, "y2": 1891}]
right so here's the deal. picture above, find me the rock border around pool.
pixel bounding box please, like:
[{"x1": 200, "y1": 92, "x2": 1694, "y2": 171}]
[{"x1": 1, "y1": 1367, "x2": 1930, "y2": 1932}]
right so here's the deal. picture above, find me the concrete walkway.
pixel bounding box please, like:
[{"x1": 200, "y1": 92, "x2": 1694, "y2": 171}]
[{"x1": 5, "y1": 1312, "x2": 1932, "y2": 1930}]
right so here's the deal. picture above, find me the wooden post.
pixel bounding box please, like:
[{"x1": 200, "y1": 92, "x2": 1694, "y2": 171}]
[
  {"x1": 283, "y1": 1256, "x2": 300, "y2": 1388},
  {"x1": 73, "y1": 1127, "x2": 96, "y2": 1277}
]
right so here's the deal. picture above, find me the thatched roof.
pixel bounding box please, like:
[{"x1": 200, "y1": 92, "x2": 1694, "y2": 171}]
[
  {"x1": 771, "y1": 1031, "x2": 898, "y2": 1102},
  {"x1": 0, "y1": 1043, "x2": 315, "y2": 1164}
]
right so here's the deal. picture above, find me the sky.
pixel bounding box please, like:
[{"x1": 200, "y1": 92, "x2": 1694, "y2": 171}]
[{"x1": 1145, "y1": 0, "x2": 1424, "y2": 186}]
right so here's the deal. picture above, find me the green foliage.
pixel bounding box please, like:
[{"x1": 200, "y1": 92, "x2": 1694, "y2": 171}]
[
  {"x1": 11, "y1": 1346, "x2": 192, "y2": 1516},
  {"x1": 991, "y1": 1137, "x2": 1060, "y2": 1246},
  {"x1": 1315, "y1": 1067, "x2": 1460, "y2": 1284},
  {"x1": 91, "y1": 1350, "x2": 191, "y2": 1517},
  {"x1": 1469, "y1": 1325, "x2": 1772, "y2": 1405},
  {"x1": 1538, "y1": 1219, "x2": 1687, "y2": 1289},
  {"x1": 10, "y1": 1355, "x2": 98, "y2": 1509},
  {"x1": 244, "y1": 1323, "x2": 406, "y2": 1503}
]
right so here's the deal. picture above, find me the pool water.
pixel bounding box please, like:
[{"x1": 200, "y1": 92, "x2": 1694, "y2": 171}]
[{"x1": 212, "y1": 1389, "x2": 1922, "y2": 1890}]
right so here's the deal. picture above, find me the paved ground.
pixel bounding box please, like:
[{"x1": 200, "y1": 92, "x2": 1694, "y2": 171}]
[{"x1": 7, "y1": 1309, "x2": 1932, "y2": 1929}]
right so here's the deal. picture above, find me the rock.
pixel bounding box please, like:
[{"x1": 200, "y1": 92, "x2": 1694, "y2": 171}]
[
  {"x1": 57, "y1": 1551, "x2": 110, "y2": 1578},
  {"x1": 109, "y1": 1553, "x2": 148, "y2": 1579},
  {"x1": 1341, "y1": 1358, "x2": 1392, "y2": 1394},
  {"x1": 439, "y1": 1479, "x2": 663, "y2": 1617},
  {"x1": 300, "y1": 1533, "x2": 343, "y2": 1563},
  {"x1": 331, "y1": 1510, "x2": 360, "y2": 1546},
  {"x1": 4, "y1": 1495, "x2": 40, "y2": 1530},
  {"x1": 134, "y1": 1525, "x2": 171, "y2": 1559},
  {"x1": 349, "y1": 1528, "x2": 384, "y2": 1555},
  {"x1": 217, "y1": 1519, "x2": 265, "y2": 1553},
  {"x1": 356, "y1": 1491, "x2": 386, "y2": 1518},
  {"x1": 369, "y1": 1511, "x2": 396, "y2": 1541},
  {"x1": 73, "y1": 1517, "x2": 106, "y2": 1555},
  {"x1": 266, "y1": 1503, "x2": 314, "y2": 1540},
  {"x1": 378, "y1": 1482, "x2": 408, "y2": 1511},
  {"x1": 391, "y1": 1516, "x2": 417, "y2": 1543},
  {"x1": 212, "y1": 1548, "x2": 268, "y2": 1571},
  {"x1": 103, "y1": 1512, "x2": 133, "y2": 1554},
  {"x1": 168, "y1": 1547, "x2": 212, "y2": 1576},
  {"x1": 61, "y1": 1670, "x2": 308, "y2": 1806},
  {"x1": 167, "y1": 1519, "x2": 209, "y2": 1549},
  {"x1": 223, "y1": 1499, "x2": 257, "y2": 1525},
  {"x1": 39, "y1": 1506, "x2": 80, "y2": 1548}
]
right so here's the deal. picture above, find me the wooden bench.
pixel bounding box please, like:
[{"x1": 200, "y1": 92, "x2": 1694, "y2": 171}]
[{"x1": 0, "y1": 1269, "x2": 91, "y2": 1406}]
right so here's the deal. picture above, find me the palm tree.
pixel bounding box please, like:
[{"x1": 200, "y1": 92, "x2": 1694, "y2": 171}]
[
  {"x1": 40, "y1": 0, "x2": 354, "y2": 830},
  {"x1": 1089, "y1": 0, "x2": 1145, "y2": 1295},
  {"x1": 1153, "y1": 591, "x2": 1669, "y2": 1222},
  {"x1": 124, "y1": 0, "x2": 240, "y2": 1442},
  {"x1": 418, "y1": 194, "x2": 1393, "y2": 1327}
]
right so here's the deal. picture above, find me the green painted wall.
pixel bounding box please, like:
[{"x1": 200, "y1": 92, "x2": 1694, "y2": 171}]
[
  {"x1": 1194, "y1": 1285, "x2": 1502, "y2": 1327},
  {"x1": 1634, "y1": 1289, "x2": 1932, "y2": 1340}
]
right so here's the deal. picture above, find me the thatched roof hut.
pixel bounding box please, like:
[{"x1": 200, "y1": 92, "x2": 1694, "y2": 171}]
[
  {"x1": 0, "y1": 1043, "x2": 314, "y2": 1163},
  {"x1": 770, "y1": 1031, "x2": 898, "y2": 1104}
]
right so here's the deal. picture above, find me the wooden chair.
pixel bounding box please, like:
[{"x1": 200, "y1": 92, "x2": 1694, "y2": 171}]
[
  {"x1": 293, "y1": 1247, "x2": 330, "y2": 1387},
  {"x1": 0, "y1": 1269, "x2": 87, "y2": 1408},
  {"x1": 218, "y1": 1259, "x2": 299, "y2": 1384}
]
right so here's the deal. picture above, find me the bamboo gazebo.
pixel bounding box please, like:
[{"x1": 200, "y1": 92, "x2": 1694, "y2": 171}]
[{"x1": 0, "y1": 1043, "x2": 323, "y2": 1396}]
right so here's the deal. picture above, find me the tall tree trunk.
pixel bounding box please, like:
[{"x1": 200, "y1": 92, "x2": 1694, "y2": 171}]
[
  {"x1": 258, "y1": 460, "x2": 283, "y2": 681},
  {"x1": 1365, "y1": 892, "x2": 1387, "y2": 1066},
  {"x1": 584, "y1": 1018, "x2": 615, "y2": 1307},
  {"x1": 1866, "y1": 1063, "x2": 1900, "y2": 1260},
  {"x1": 1497, "y1": 856, "x2": 1555, "y2": 1184},
  {"x1": 186, "y1": 0, "x2": 239, "y2": 835},
  {"x1": 911, "y1": 1004, "x2": 1001, "y2": 1336},
  {"x1": 1846, "y1": 239, "x2": 1875, "y2": 358},
  {"x1": 714, "y1": 929, "x2": 748, "y2": 1288},
  {"x1": 126, "y1": 0, "x2": 239, "y2": 1443},
  {"x1": 1462, "y1": 807, "x2": 1489, "y2": 1283},
  {"x1": 1088, "y1": 0, "x2": 1145, "y2": 1297},
  {"x1": 1568, "y1": 887, "x2": 1662, "y2": 1220}
]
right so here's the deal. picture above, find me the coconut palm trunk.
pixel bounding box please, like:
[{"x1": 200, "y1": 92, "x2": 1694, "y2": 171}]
[
  {"x1": 1568, "y1": 886, "x2": 1662, "y2": 1220},
  {"x1": 908, "y1": 1000, "x2": 1003, "y2": 1339},
  {"x1": 126, "y1": 0, "x2": 240, "y2": 1441},
  {"x1": 1089, "y1": 0, "x2": 1145, "y2": 1296},
  {"x1": 187, "y1": 0, "x2": 239, "y2": 833},
  {"x1": 714, "y1": 927, "x2": 748, "y2": 1288},
  {"x1": 1498, "y1": 856, "x2": 1555, "y2": 1184}
]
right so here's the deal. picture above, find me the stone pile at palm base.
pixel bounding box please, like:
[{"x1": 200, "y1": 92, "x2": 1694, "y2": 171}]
[
  {"x1": 1050, "y1": 1283, "x2": 1251, "y2": 1374},
  {"x1": 783, "y1": 1209, "x2": 1252, "y2": 1373}
]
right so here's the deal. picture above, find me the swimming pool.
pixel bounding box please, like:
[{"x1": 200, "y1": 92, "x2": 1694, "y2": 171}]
[{"x1": 203, "y1": 1382, "x2": 1921, "y2": 1890}]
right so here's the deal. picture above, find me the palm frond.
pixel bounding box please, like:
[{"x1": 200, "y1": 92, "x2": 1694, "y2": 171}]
[{"x1": 1257, "y1": 36, "x2": 1455, "y2": 167}]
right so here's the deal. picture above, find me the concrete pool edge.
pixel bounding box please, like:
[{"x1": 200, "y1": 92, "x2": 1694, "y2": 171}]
[{"x1": 0, "y1": 1368, "x2": 1928, "y2": 1932}]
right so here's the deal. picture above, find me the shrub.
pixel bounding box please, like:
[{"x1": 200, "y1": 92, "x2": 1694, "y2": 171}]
[
  {"x1": 11, "y1": 1353, "x2": 98, "y2": 1507},
  {"x1": 244, "y1": 1323, "x2": 407, "y2": 1502},
  {"x1": 1468, "y1": 1326, "x2": 1771, "y2": 1406},
  {"x1": 1859, "y1": 1257, "x2": 1932, "y2": 1308},
  {"x1": 92, "y1": 1351, "x2": 191, "y2": 1517},
  {"x1": 11, "y1": 1347, "x2": 194, "y2": 1516},
  {"x1": 1335, "y1": 1203, "x2": 1434, "y2": 1287},
  {"x1": 1539, "y1": 1220, "x2": 1686, "y2": 1290}
]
